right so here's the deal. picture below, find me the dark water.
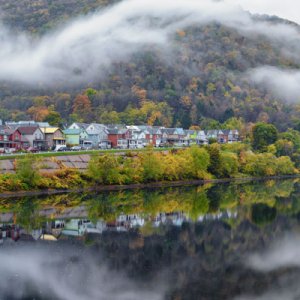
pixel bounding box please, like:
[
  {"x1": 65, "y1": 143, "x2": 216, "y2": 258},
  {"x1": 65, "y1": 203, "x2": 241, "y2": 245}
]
[{"x1": 1, "y1": 179, "x2": 300, "y2": 300}]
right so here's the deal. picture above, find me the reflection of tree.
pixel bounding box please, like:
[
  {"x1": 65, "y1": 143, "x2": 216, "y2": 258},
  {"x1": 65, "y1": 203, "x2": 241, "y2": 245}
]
[
  {"x1": 189, "y1": 190, "x2": 209, "y2": 221},
  {"x1": 87, "y1": 194, "x2": 118, "y2": 223},
  {"x1": 2, "y1": 179, "x2": 298, "y2": 229},
  {"x1": 14, "y1": 197, "x2": 45, "y2": 231},
  {"x1": 251, "y1": 203, "x2": 277, "y2": 226},
  {"x1": 207, "y1": 186, "x2": 223, "y2": 213}
]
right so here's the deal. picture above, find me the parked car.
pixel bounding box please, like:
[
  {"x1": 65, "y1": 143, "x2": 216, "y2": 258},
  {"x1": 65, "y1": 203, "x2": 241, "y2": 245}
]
[
  {"x1": 54, "y1": 145, "x2": 68, "y2": 151},
  {"x1": 4, "y1": 148, "x2": 17, "y2": 154},
  {"x1": 55, "y1": 145, "x2": 70, "y2": 152},
  {"x1": 99, "y1": 141, "x2": 111, "y2": 149},
  {"x1": 71, "y1": 145, "x2": 82, "y2": 151},
  {"x1": 82, "y1": 141, "x2": 93, "y2": 150},
  {"x1": 58, "y1": 147, "x2": 70, "y2": 152}
]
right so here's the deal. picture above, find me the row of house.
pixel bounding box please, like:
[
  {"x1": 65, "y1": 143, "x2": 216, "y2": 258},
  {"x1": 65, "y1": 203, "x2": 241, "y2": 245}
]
[
  {"x1": 65, "y1": 122, "x2": 240, "y2": 149},
  {"x1": 0, "y1": 208, "x2": 238, "y2": 244},
  {"x1": 0, "y1": 121, "x2": 65, "y2": 151},
  {"x1": 0, "y1": 120, "x2": 240, "y2": 151}
]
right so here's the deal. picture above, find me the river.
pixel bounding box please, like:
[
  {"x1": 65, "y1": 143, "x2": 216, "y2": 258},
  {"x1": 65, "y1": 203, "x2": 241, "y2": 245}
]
[{"x1": 0, "y1": 179, "x2": 300, "y2": 300}]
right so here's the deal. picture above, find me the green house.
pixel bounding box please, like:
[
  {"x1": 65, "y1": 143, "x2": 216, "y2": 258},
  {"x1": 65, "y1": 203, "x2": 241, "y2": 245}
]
[{"x1": 63, "y1": 128, "x2": 88, "y2": 145}]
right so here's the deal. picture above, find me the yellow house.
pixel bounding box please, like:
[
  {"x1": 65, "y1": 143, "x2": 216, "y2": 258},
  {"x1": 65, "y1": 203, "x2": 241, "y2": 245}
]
[{"x1": 40, "y1": 127, "x2": 66, "y2": 150}]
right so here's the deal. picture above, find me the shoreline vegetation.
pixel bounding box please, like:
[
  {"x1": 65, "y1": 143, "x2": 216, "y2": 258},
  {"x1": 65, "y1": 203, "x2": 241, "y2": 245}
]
[
  {"x1": 0, "y1": 142, "x2": 298, "y2": 196},
  {"x1": 0, "y1": 175, "x2": 299, "y2": 199}
]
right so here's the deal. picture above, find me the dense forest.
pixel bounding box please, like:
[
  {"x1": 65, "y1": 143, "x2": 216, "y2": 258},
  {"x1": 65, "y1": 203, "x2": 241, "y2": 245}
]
[{"x1": 0, "y1": 0, "x2": 299, "y2": 131}]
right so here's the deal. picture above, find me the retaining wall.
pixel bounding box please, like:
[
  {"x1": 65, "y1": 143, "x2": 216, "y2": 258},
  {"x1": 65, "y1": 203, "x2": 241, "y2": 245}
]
[{"x1": 0, "y1": 154, "x2": 91, "y2": 174}]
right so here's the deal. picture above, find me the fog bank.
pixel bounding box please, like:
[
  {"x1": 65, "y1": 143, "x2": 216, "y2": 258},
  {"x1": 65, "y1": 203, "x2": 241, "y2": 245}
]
[
  {"x1": 0, "y1": 243, "x2": 164, "y2": 300},
  {"x1": 0, "y1": 0, "x2": 300, "y2": 86}
]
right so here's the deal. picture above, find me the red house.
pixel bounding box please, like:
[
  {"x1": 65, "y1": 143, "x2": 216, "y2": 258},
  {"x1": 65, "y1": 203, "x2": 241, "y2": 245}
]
[
  {"x1": 7, "y1": 128, "x2": 24, "y2": 149},
  {"x1": 107, "y1": 127, "x2": 130, "y2": 148},
  {"x1": 0, "y1": 127, "x2": 27, "y2": 150}
]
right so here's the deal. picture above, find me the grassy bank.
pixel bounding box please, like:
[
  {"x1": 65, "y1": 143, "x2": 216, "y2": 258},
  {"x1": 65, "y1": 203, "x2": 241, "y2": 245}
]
[
  {"x1": 0, "y1": 144, "x2": 298, "y2": 194},
  {"x1": 0, "y1": 147, "x2": 171, "y2": 160}
]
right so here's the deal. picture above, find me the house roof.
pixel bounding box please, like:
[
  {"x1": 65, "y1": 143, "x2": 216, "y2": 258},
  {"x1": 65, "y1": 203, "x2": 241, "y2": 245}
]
[
  {"x1": 17, "y1": 126, "x2": 40, "y2": 135},
  {"x1": 41, "y1": 127, "x2": 59, "y2": 134},
  {"x1": 107, "y1": 128, "x2": 128, "y2": 135},
  {"x1": 147, "y1": 128, "x2": 159, "y2": 134},
  {"x1": 69, "y1": 122, "x2": 90, "y2": 130},
  {"x1": 106, "y1": 124, "x2": 127, "y2": 130},
  {"x1": 86, "y1": 123, "x2": 108, "y2": 134},
  {"x1": 162, "y1": 128, "x2": 185, "y2": 135},
  {"x1": 0, "y1": 125, "x2": 10, "y2": 135},
  {"x1": 63, "y1": 129, "x2": 81, "y2": 135}
]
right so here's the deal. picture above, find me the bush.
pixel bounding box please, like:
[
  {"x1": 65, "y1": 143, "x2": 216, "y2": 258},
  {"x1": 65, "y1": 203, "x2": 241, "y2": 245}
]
[
  {"x1": 140, "y1": 149, "x2": 163, "y2": 182},
  {"x1": 221, "y1": 152, "x2": 239, "y2": 177},
  {"x1": 15, "y1": 155, "x2": 40, "y2": 189},
  {"x1": 181, "y1": 146, "x2": 211, "y2": 179},
  {"x1": 87, "y1": 155, "x2": 122, "y2": 184}
]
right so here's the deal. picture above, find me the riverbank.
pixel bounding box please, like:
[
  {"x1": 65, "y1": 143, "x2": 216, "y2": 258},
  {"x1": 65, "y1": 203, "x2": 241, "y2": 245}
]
[
  {"x1": 0, "y1": 145, "x2": 298, "y2": 197},
  {"x1": 0, "y1": 174, "x2": 299, "y2": 199}
]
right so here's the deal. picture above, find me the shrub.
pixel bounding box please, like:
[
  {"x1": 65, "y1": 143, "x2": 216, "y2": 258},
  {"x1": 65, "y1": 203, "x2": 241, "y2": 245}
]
[
  {"x1": 87, "y1": 155, "x2": 122, "y2": 184},
  {"x1": 140, "y1": 149, "x2": 163, "y2": 182},
  {"x1": 220, "y1": 152, "x2": 239, "y2": 177},
  {"x1": 15, "y1": 155, "x2": 40, "y2": 189}
]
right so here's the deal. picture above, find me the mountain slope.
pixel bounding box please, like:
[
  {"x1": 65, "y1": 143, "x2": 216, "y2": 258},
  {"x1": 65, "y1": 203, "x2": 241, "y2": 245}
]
[{"x1": 0, "y1": 0, "x2": 299, "y2": 130}]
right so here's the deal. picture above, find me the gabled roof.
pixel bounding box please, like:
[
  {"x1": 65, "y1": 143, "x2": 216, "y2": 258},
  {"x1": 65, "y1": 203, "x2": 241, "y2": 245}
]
[
  {"x1": 162, "y1": 128, "x2": 176, "y2": 134},
  {"x1": 148, "y1": 128, "x2": 162, "y2": 134},
  {"x1": 17, "y1": 126, "x2": 41, "y2": 135},
  {"x1": 185, "y1": 130, "x2": 196, "y2": 134},
  {"x1": 63, "y1": 129, "x2": 81, "y2": 135},
  {"x1": 222, "y1": 129, "x2": 232, "y2": 135},
  {"x1": 106, "y1": 124, "x2": 127, "y2": 130},
  {"x1": 108, "y1": 128, "x2": 128, "y2": 135},
  {"x1": 86, "y1": 123, "x2": 108, "y2": 134},
  {"x1": 205, "y1": 130, "x2": 218, "y2": 135},
  {"x1": 41, "y1": 127, "x2": 60, "y2": 134},
  {"x1": 0, "y1": 125, "x2": 8, "y2": 135},
  {"x1": 69, "y1": 122, "x2": 89, "y2": 130}
]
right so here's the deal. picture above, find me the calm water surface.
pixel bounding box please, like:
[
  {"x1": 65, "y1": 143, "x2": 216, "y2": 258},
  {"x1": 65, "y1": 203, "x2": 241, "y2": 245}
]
[{"x1": 1, "y1": 179, "x2": 300, "y2": 300}]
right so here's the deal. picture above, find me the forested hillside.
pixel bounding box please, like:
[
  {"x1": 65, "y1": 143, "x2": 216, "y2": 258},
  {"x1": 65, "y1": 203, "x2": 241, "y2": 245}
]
[
  {"x1": 0, "y1": 0, "x2": 119, "y2": 34},
  {"x1": 0, "y1": 0, "x2": 299, "y2": 131}
]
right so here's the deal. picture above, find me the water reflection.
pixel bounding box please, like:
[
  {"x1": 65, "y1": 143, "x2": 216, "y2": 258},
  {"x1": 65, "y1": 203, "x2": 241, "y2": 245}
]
[{"x1": 0, "y1": 179, "x2": 300, "y2": 299}]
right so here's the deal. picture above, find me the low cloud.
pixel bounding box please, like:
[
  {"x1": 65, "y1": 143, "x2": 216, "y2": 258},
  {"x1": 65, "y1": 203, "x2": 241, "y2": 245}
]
[
  {"x1": 247, "y1": 234, "x2": 300, "y2": 271},
  {"x1": 225, "y1": 0, "x2": 300, "y2": 25},
  {"x1": 0, "y1": 0, "x2": 300, "y2": 86},
  {"x1": 249, "y1": 67, "x2": 300, "y2": 102},
  {"x1": 0, "y1": 243, "x2": 164, "y2": 300},
  {"x1": 234, "y1": 235, "x2": 300, "y2": 300}
]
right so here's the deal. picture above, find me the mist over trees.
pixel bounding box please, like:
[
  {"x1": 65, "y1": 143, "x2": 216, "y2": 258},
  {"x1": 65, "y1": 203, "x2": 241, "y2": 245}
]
[{"x1": 0, "y1": 0, "x2": 299, "y2": 130}]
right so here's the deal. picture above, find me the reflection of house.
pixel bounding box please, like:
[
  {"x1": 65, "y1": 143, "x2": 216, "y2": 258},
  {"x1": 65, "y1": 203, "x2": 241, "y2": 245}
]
[
  {"x1": 61, "y1": 219, "x2": 105, "y2": 236},
  {"x1": 117, "y1": 214, "x2": 145, "y2": 228},
  {"x1": 0, "y1": 224, "x2": 20, "y2": 244},
  {"x1": 40, "y1": 234, "x2": 57, "y2": 241},
  {"x1": 152, "y1": 212, "x2": 187, "y2": 227}
]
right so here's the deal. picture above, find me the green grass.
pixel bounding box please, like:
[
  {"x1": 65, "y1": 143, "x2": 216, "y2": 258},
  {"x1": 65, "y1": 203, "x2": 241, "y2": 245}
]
[{"x1": 0, "y1": 147, "x2": 172, "y2": 160}]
